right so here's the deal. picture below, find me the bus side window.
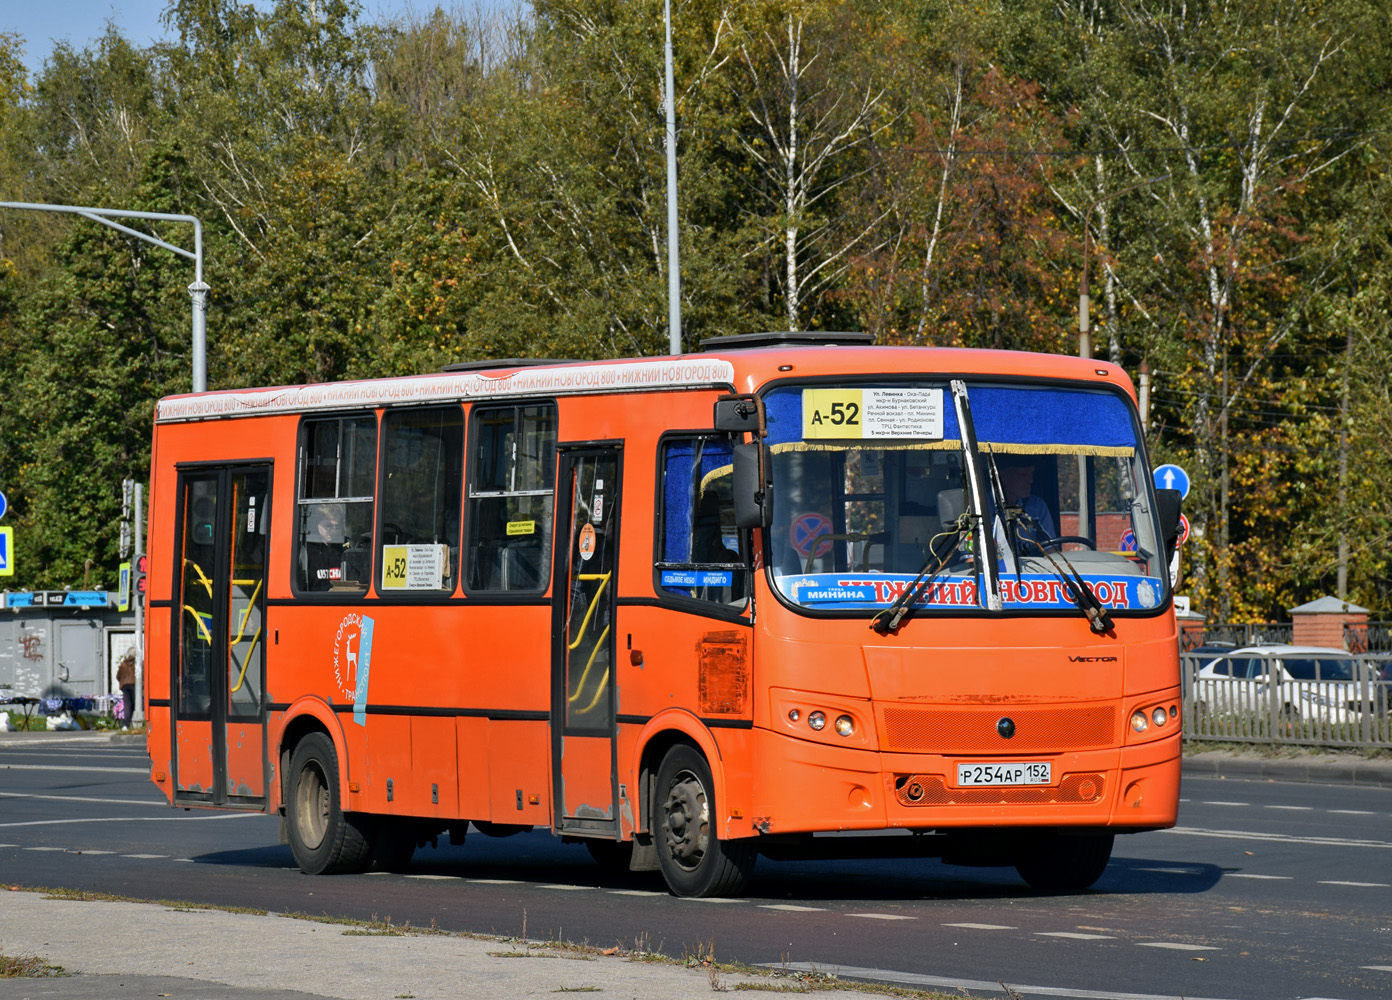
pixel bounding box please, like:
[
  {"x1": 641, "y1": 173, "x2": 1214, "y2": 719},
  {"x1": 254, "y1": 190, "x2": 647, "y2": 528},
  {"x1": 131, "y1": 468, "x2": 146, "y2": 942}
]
[
  {"x1": 296, "y1": 414, "x2": 377, "y2": 594},
  {"x1": 465, "y1": 403, "x2": 556, "y2": 593},
  {"x1": 377, "y1": 406, "x2": 464, "y2": 594},
  {"x1": 656, "y1": 435, "x2": 747, "y2": 606}
]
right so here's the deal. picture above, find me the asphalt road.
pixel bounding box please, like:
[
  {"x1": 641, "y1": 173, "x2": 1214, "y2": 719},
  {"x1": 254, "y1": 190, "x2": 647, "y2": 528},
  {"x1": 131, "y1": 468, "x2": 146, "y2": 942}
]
[{"x1": 3, "y1": 734, "x2": 1392, "y2": 1000}]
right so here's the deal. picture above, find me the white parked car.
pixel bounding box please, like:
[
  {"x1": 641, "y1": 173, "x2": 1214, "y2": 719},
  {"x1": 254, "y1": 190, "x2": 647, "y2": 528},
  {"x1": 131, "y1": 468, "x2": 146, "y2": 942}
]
[{"x1": 1190, "y1": 644, "x2": 1372, "y2": 725}]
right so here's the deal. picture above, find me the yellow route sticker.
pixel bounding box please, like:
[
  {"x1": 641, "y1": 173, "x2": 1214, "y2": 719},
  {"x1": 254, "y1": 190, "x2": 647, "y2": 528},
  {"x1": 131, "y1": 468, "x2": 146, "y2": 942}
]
[
  {"x1": 506, "y1": 520, "x2": 536, "y2": 536},
  {"x1": 802, "y1": 388, "x2": 944, "y2": 440}
]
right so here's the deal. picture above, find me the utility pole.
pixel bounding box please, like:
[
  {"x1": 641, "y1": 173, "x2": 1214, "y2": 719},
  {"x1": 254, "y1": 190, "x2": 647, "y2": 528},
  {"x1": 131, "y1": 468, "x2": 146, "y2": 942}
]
[
  {"x1": 663, "y1": 0, "x2": 682, "y2": 355},
  {"x1": 1078, "y1": 173, "x2": 1170, "y2": 360},
  {"x1": 0, "y1": 201, "x2": 208, "y2": 392}
]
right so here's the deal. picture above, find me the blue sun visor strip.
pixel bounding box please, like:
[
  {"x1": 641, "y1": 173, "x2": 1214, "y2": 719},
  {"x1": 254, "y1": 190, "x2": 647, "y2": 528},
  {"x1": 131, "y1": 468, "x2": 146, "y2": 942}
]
[{"x1": 763, "y1": 385, "x2": 1135, "y2": 454}]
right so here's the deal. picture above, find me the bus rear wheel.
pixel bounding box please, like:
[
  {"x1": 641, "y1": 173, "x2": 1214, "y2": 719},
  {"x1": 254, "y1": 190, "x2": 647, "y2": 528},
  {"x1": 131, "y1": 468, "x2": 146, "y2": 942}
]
[
  {"x1": 1014, "y1": 831, "x2": 1113, "y2": 892},
  {"x1": 653, "y1": 744, "x2": 755, "y2": 898},
  {"x1": 287, "y1": 733, "x2": 372, "y2": 875}
]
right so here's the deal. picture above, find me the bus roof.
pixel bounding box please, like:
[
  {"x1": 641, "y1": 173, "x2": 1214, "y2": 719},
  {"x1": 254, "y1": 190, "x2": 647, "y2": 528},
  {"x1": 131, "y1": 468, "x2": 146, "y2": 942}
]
[{"x1": 155, "y1": 346, "x2": 1133, "y2": 424}]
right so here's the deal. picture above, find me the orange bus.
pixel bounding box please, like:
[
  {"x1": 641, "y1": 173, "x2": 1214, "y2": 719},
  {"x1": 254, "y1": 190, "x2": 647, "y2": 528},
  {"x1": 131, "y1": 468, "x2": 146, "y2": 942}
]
[{"x1": 143, "y1": 332, "x2": 1184, "y2": 897}]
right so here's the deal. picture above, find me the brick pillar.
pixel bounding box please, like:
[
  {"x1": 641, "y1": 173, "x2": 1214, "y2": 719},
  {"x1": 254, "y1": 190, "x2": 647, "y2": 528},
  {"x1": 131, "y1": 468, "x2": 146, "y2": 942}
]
[{"x1": 1288, "y1": 596, "x2": 1369, "y2": 651}]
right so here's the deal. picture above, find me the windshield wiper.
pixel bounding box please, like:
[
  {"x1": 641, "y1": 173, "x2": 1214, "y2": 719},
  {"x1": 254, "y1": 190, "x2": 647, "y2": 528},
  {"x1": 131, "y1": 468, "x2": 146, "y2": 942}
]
[
  {"x1": 1014, "y1": 512, "x2": 1115, "y2": 635},
  {"x1": 870, "y1": 517, "x2": 972, "y2": 635}
]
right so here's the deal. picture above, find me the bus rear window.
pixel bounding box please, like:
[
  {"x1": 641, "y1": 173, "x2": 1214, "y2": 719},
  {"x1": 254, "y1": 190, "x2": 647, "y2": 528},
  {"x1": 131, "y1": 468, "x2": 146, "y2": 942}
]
[{"x1": 297, "y1": 415, "x2": 377, "y2": 594}]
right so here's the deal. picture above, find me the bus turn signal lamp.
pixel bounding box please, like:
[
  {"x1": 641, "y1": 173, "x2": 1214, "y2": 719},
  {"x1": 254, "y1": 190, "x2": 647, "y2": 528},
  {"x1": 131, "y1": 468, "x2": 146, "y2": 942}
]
[{"x1": 834, "y1": 714, "x2": 854, "y2": 737}]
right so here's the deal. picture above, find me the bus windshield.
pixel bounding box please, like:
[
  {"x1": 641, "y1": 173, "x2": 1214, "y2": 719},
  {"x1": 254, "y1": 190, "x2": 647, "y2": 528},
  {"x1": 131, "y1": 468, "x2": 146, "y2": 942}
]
[{"x1": 764, "y1": 380, "x2": 1169, "y2": 618}]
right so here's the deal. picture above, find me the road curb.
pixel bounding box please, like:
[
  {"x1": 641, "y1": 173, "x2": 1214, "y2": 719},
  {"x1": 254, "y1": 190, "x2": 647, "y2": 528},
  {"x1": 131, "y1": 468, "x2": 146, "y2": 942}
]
[{"x1": 1182, "y1": 752, "x2": 1392, "y2": 788}]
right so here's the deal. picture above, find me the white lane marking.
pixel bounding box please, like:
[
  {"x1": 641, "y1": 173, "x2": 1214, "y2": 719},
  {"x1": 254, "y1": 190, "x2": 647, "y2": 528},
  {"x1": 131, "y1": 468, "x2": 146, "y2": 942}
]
[
  {"x1": 122, "y1": 853, "x2": 167, "y2": 859},
  {"x1": 608, "y1": 890, "x2": 664, "y2": 897},
  {"x1": 849, "y1": 913, "x2": 916, "y2": 920},
  {"x1": 1159, "y1": 826, "x2": 1392, "y2": 849},
  {"x1": 759, "y1": 904, "x2": 827, "y2": 912},
  {"x1": 466, "y1": 879, "x2": 521, "y2": 885},
  {"x1": 0, "y1": 774, "x2": 151, "y2": 779},
  {"x1": 0, "y1": 814, "x2": 263, "y2": 830},
  {"x1": 0, "y1": 792, "x2": 168, "y2": 808},
  {"x1": 1225, "y1": 873, "x2": 1292, "y2": 880},
  {"x1": 1265, "y1": 805, "x2": 1314, "y2": 811},
  {"x1": 681, "y1": 897, "x2": 744, "y2": 903},
  {"x1": 23, "y1": 846, "x2": 67, "y2": 852},
  {"x1": 1319, "y1": 880, "x2": 1390, "y2": 887},
  {"x1": 1329, "y1": 809, "x2": 1375, "y2": 815},
  {"x1": 1201, "y1": 801, "x2": 1249, "y2": 806},
  {"x1": 1135, "y1": 867, "x2": 1203, "y2": 874},
  {"x1": 1036, "y1": 932, "x2": 1116, "y2": 940},
  {"x1": 174, "y1": 858, "x2": 196, "y2": 863},
  {"x1": 537, "y1": 884, "x2": 592, "y2": 891},
  {"x1": 942, "y1": 922, "x2": 1014, "y2": 930},
  {"x1": 772, "y1": 962, "x2": 1244, "y2": 999},
  {"x1": 1141, "y1": 947, "x2": 1219, "y2": 958},
  {"x1": 1137, "y1": 942, "x2": 1219, "y2": 951},
  {"x1": 405, "y1": 874, "x2": 458, "y2": 881},
  {"x1": 77, "y1": 849, "x2": 115, "y2": 855},
  {"x1": 1362, "y1": 965, "x2": 1392, "y2": 972}
]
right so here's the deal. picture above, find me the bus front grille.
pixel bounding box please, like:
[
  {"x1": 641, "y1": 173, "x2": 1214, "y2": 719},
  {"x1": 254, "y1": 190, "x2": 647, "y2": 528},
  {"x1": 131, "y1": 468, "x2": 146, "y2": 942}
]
[{"x1": 881, "y1": 705, "x2": 1116, "y2": 753}]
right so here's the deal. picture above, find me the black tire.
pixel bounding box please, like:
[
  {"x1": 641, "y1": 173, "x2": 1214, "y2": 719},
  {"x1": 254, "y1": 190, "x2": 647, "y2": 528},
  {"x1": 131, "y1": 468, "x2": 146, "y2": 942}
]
[
  {"x1": 368, "y1": 820, "x2": 417, "y2": 873},
  {"x1": 653, "y1": 744, "x2": 755, "y2": 897},
  {"x1": 1014, "y1": 832, "x2": 1113, "y2": 892},
  {"x1": 286, "y1": 733, "x2": 373, "y2": 875},
  {"x1": 584, "y1": 838, "x2": 633, "y2": 872}
]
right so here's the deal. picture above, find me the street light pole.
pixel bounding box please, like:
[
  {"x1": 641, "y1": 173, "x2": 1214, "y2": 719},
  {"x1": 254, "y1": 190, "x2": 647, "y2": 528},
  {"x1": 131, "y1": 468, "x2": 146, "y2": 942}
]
[
  {"x1": 663, "y1": 0, "x2": 682, "y2": 356},
  {"x1": 0, "y1": 201, "x2": 208, "y2": 392}
]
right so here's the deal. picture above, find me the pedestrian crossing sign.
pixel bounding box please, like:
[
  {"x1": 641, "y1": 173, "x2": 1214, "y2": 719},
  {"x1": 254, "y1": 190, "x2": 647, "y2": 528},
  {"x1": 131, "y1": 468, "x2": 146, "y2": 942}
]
[{"x1": 0, "y1": 526, "x2": 12, "y2": 576}]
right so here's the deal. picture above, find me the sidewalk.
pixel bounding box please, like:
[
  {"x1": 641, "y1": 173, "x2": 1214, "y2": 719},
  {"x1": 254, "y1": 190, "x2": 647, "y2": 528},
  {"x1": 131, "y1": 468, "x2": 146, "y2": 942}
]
[{"x1": 0, "y1": 890, "x2": 864, "y2": 1000}]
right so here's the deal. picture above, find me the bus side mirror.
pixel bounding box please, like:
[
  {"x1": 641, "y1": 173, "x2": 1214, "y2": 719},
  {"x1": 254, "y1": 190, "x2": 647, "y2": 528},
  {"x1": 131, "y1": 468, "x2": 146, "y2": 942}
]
[
  {"x1": 732, "y1": 442, "x2": 773, "y2": 529},
  {"x1": 1155, "y1": 488, "x2": 1182, "y2": 559},
  {"x1": 714, "y1": 394, "x2": 762, "y2": 435}
]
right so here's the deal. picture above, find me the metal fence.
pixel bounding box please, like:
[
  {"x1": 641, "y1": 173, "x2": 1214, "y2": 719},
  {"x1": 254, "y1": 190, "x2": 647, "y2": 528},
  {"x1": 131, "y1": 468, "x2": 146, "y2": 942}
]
[
  {"x1": 1181, "y1": 622, "x2": 1293, "y2": 651},
  {"x1": 1345, "y1": 621, "x2": 1392, "y2": 654},
  {"x1": 1181, "y1": 654, "x2": 1392, "y2": 748}
]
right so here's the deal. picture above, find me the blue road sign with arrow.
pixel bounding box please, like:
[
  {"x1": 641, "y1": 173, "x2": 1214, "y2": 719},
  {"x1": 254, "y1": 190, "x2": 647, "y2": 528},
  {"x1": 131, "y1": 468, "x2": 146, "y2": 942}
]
[
  {"x1": 0, "y1": 489, "x2": 8, "y2": 520},
  {"x1": 1153, "y1": 463, "x2": 1190, "y2": 499}
]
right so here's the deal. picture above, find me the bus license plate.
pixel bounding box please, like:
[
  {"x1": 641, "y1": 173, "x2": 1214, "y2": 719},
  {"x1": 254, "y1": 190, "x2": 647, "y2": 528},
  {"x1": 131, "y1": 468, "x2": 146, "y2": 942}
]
[{"x1": 957, "y1": 762, "x2": 1051, "y2": 787}]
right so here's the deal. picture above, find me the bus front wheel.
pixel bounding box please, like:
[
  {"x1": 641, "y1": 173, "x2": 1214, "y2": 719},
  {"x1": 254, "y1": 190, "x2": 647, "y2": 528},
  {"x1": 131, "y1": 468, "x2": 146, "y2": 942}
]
[
  {"x1": 287, "y1": 733, "x2": 372, "y2": 875},
  {"x1": 1014, "y1": 831, "x2": 1113, "y2": 892},
  {"x1": 653, "y1": 744, "x2": 755, "y2": 898}
]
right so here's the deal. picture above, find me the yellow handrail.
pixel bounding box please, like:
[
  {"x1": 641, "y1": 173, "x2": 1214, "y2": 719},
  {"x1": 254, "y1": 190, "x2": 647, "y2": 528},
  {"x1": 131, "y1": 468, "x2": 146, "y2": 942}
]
[{"x1": 566, "y1": 573, "x2": 611, "y2": 651}]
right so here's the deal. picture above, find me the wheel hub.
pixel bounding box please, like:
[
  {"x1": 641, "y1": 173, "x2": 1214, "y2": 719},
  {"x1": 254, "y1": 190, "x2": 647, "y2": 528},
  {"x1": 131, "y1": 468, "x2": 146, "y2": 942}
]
[{"x1": 662, "y1": 771, "x2": 709, "y2": 870}]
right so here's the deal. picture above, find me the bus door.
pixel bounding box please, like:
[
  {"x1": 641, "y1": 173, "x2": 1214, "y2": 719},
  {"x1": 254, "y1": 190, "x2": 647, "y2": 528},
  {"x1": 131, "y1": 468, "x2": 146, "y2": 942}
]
[
  {"x1": 550, "y1": 446, "x2": 622, "y2": 838},
  {"x1": 172, "y1": 465, "x2": 271, "y2": 809}
]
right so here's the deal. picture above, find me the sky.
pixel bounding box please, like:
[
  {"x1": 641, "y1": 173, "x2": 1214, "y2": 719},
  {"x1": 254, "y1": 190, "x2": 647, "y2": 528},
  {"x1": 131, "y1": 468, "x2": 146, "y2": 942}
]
[{"x1": 0, "y1": 1, "x2": 495, "y2": 77}]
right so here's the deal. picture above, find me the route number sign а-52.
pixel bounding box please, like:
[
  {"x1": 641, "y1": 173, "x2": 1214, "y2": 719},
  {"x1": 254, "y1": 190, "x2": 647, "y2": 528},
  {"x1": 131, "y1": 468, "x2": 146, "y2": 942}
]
[{"x1": 802, "y1": 388, "x2": 945, "y2": 440}]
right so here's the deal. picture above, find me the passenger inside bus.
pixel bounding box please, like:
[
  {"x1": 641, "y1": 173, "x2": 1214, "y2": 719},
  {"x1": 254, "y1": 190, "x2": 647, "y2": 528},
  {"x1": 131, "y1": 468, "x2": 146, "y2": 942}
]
[{"x1": 301, "y1": 502, "x2": 352, "y2": 589}]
